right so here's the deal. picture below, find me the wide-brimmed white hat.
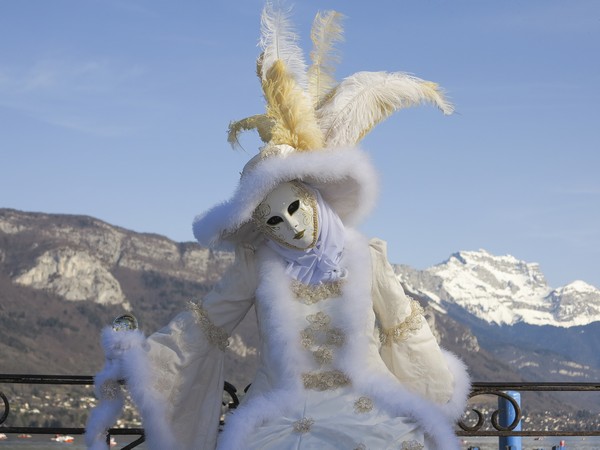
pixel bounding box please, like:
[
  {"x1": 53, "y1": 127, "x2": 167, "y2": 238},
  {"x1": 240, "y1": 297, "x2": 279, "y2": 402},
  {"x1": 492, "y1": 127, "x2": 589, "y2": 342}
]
[{"x1": 193, "y1": 4, "x2": 452, "y2": 249}]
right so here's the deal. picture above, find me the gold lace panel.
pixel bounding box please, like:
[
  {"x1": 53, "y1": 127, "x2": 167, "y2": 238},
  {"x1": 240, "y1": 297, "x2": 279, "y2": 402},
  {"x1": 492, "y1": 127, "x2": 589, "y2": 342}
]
[
  {"x1": 379, "y1": 300, "x2": 424, "y2": 347},
  {"x1": 291, "y1": 279, "x2": 343, "y2": 304},
  {"x1": 301, "y1": 311, "x2": 345, "y2": 367},
  {"x1": 302, "y1": 370, "x2": 351, "y2": 391},
  {"x1": 187, "y1": 301, "x2": 230, "y2": 351}
]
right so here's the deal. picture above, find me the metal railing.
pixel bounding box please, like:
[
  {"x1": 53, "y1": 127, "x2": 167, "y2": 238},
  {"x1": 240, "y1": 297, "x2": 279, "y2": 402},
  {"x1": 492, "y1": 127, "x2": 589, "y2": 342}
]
[
  {"x1": 0, "y1": 374, "x2": 144, "y2": 449},
  {"x1": 458, "y1": 381, "x2": 600, "y2": 438},
  {"x1": 2, "y1": 374, "x2": 600, "y2": 448}
]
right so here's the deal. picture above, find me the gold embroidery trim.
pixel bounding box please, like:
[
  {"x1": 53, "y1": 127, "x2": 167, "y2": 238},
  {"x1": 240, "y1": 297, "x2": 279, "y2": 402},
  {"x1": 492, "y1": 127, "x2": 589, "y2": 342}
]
[
  {"x1": 379, "y1": 299, "x2": 424, "y2": 346},
  {"x1": 301, "y1": 327, "x2": 345, "y2": 349},
  {"x1": 353, "y1": 396, "x2": 374, "y2": 414},
  {"x1": 306, "y1": 311, "x2": 331, "y2": 330},
  {"x1": 187, "y1": 301, "x2": 230, "y2": 351},
  {"x1": 326, "y1": 327, "x2": 345, "y2": 346},
  {"x1": 300, "y1": 328, "x2": 316, "y2": 349},
  {"x1": 292, "y1": 417, "x2": 315, "y2": 433},
  {"x1": 313, "y1": 346, "x2": 334, "y2": 365},
  {"x1": 401, "y1": 440, "x2": 424, "y2": 450},
  {"x1": 291, "y1": 279, "x2": 343, "y2": 304},
  {"x1": 302, "y1": 370, "x2": 350, "y2": 391}
]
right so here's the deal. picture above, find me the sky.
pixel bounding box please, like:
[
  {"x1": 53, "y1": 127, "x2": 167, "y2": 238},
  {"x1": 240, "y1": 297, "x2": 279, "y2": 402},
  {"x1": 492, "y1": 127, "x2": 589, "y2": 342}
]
[{"x1": 1, "y1": 0, "x2": 599, "y2": 289}]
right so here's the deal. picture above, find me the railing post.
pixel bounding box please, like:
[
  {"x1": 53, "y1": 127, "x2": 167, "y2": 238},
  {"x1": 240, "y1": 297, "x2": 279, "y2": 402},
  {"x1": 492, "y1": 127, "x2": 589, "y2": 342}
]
[{"x1": 498, "y1": 390, "x2": 521, "y2": 450}]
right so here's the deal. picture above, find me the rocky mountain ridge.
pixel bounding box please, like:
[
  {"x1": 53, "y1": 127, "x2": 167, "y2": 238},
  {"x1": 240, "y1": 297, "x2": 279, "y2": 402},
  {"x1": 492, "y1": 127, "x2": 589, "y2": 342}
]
[
  {"x1": 1, "y1": 208, "x2": 599, "y2": 405},
  {"x1": 1, "y1": 208, "x2": 232, "y2": 310}
]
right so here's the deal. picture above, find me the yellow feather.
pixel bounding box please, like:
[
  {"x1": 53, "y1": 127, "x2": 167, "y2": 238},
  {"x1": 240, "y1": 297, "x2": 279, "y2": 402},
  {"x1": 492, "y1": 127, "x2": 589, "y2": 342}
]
[
  {"x1": 262, "y1": 60, "x2": 324, "y2": 150},
  {"x1": 227, "y1": 115, "x2": 275, "y2": 149}
]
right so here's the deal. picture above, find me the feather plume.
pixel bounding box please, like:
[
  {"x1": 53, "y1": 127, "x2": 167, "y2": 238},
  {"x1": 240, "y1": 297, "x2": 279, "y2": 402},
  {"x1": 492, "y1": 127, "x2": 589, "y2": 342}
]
[
  {"x1": 228, "y1": 115, "x2": 275, "y2": 149},
  {"x1": 259, "y1": 3, "x2": 308, "y2": 90},
  {"x1": 262, "y1": 60, "x2": 324, "y2": 150},
  {"x1": 307, "y1": 11, "x2": 344, "y2": 108},
  {"x1": 317, "y1": 71, "x2": 454, "y2": 147}
]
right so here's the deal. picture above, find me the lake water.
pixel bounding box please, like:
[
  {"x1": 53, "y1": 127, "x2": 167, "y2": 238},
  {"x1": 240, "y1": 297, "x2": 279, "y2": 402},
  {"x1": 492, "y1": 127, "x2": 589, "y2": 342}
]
[
  {"x1": 0, "y1": 435, "x2": 145, "y2": 450},
  {"x1": 461, "y1": 436, "x2": 600, "y2": 450},
  {"x1": 1, "y1": 435, "x2": 599, "y2": 449}
]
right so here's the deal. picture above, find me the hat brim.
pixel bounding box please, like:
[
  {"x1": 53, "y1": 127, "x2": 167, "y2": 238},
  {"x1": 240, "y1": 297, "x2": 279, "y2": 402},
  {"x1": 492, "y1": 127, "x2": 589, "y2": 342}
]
[{"x1": 192, "y1": 147, "x2": 379, "y2": 249}]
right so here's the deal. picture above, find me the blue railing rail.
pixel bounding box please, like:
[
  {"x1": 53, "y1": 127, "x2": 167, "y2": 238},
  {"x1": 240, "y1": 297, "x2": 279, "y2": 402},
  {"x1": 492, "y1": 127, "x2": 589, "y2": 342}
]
[{"x1": 2, "y1": 374, "x2": 600, "y2": 448}]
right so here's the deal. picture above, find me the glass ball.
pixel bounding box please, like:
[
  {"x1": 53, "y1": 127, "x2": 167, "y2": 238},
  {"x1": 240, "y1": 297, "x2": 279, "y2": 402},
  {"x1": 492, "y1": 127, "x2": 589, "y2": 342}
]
[{"x1": 112, "y1": 313, "x2": 139, "y2": 332}]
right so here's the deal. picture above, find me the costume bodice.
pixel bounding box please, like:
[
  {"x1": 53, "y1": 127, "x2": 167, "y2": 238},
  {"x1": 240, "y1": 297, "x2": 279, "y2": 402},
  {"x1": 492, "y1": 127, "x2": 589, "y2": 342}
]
[{"x1": 290, "y1": 279, "x2": 352, "y2": 392}]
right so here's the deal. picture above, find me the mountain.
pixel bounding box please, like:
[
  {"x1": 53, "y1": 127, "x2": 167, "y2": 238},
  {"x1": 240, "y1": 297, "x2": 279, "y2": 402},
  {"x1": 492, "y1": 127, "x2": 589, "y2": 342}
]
[
  {"x1": 395, "y1": 249, "x2": 600, "y2": 328},
  {"x1": 1, "y1": 208, "x2": 598, "y2": 415},
  {"x1": 394, "y1": 249, "x2": 600, "y2": 403},
  {"x1": 0, "y1": 208, "x2": 255, "y2": 385},
  {"x1": 0, "y1": 208, "x2": 518, "y2": 384}
]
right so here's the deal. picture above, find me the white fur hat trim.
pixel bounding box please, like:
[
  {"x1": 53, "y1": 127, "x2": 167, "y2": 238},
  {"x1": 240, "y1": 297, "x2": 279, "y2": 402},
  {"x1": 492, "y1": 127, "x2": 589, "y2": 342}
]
[{"x1": 193, "y1": 146, "x2": 378, "y2": 249}]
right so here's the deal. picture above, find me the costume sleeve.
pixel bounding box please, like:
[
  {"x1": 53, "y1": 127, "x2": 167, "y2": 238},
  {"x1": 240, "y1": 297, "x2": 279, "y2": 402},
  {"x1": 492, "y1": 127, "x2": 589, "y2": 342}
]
[
  {"x1": 369, "y1": 238, "x2": 470, "y2": 419},
  {"x1": 95, "y1": 245, "x2": 257, "y2": 450}
]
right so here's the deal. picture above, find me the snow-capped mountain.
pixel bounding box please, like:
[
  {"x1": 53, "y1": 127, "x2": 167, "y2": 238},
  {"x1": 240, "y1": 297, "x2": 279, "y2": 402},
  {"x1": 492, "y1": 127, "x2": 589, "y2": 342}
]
[{"x1": 395, "y1": 249, "x2": 600, "y2": 328}]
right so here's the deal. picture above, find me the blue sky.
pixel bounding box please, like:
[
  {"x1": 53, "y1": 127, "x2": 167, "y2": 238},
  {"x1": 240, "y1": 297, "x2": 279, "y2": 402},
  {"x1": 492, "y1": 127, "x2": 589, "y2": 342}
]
[{"x1": 1, "y1": 0, "x2": 599, "y2": 288}]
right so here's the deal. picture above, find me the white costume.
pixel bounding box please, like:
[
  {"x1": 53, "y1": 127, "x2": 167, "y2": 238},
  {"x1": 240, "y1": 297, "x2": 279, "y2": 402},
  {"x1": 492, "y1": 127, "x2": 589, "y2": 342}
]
[{"x1": 86, "y1": 5, "x2": 469, "y2": 450}]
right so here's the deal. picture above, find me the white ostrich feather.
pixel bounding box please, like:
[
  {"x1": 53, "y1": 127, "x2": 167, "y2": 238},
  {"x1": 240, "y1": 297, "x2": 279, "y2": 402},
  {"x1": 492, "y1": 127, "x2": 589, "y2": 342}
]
[
  {"x1": 317, "y1": 71, "x2": 454, "y2": 148},
  {"x1": 259, "y1": 2, "x2": 308, "y2": 90},
  {"x1": 307, "y1": 10, "x2": 344, "y2": 108}
]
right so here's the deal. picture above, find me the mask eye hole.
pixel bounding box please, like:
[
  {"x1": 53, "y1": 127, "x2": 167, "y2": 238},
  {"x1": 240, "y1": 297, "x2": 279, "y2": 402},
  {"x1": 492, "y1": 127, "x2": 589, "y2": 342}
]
[
  {"x1": 287, "y1": 200, "x2": 300, "y2": 215},
  {"x1": 267, "y1": 216, "x2": 283, "y2": 226}
]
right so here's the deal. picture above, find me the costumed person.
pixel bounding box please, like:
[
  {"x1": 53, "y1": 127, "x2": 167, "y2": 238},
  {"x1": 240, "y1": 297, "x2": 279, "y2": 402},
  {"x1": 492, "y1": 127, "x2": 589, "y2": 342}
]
[{"x1": 85, "y1": 4, "x2": 470, "y2": 450}]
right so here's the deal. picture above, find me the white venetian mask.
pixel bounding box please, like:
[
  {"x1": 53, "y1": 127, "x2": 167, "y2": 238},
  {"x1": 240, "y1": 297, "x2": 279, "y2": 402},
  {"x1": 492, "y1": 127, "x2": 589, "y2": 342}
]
[{"x1": 253, "y1": 181, "x2": 319, "y2": 250}]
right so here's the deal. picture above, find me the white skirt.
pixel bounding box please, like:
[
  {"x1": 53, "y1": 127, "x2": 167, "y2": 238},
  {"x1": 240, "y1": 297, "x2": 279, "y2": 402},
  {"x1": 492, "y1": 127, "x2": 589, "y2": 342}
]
[{"x1": 239, "y1": 387, "x2": 426, "y2": 450}]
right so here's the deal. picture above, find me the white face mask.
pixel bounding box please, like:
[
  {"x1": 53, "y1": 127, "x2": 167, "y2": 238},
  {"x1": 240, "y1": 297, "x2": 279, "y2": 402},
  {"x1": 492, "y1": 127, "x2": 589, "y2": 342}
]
[{"x1": 253, "y1": 181, "x2": 319, "y2": 250}]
